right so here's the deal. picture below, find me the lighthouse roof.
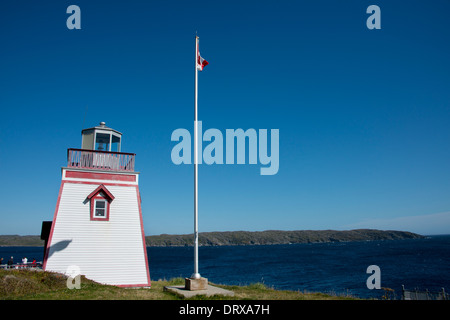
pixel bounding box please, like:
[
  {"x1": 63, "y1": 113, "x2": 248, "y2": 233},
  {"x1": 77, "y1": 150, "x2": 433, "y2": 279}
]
[{"x1": 81, "y1": 122, "x2": 122, "y2": 136}]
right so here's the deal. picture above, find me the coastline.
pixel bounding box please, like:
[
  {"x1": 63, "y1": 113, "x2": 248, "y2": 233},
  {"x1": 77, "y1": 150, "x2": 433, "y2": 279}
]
[
  {"x1": 145, "y1": 229, "x2": 425, "y2": 247},
  {"x1": 0, "y1": 229, "x2": 425, "y2": 247}
]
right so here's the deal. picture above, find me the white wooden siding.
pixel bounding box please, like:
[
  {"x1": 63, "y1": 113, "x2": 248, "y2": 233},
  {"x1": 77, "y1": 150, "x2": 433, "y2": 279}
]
[{"x1": 45, "y1": 182, "x2": 149, "y2": 286}]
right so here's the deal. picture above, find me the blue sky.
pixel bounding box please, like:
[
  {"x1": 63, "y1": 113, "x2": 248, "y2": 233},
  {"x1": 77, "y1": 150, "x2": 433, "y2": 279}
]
[{"x1": 1, "y1": 0, "x2": 449, "y2": 236}]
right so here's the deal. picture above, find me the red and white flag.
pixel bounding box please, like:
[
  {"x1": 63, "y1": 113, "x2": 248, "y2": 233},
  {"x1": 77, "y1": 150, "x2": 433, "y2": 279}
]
[{"x1": 197, "y1": 41, "x2": 209, "y2": 71}]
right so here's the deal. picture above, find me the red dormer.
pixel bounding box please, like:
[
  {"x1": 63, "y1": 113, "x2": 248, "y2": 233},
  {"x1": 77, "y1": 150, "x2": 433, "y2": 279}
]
[{"x1": 87, "y1": 184, "x2": 115, "y2": 221}]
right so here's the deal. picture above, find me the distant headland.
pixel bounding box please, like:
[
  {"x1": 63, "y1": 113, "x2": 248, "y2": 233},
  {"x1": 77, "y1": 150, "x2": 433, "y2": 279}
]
[
  {"x1": 0, "y1": 229, "x2": 424, "y2": 247},
  {"x1": 145, "y1": 229, "x2": 424, "y2": 247}
]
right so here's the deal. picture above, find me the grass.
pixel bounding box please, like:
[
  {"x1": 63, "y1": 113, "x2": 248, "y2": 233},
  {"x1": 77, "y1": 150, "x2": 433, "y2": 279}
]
[{"x1": 0, "y1": 269, "x2": 358, "y2": 300}]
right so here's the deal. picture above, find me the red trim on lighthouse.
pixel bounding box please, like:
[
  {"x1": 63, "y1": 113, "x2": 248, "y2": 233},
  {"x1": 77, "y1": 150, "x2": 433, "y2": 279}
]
[
  {"x1": 43, "y1": 181, "x2": 65, "y2": 271},
  {"x1": 62, "y1": 180, "x2": 137, "y2": 187},
  {"x1": 87, "y1": 184, "x2": 115, "y2": 201},
  {"x1": 136, "y1": 185, "x2": 151, "y2": 287},
  {"x1": 65, "y1": 170, "x2": 136, "y2": 182}
]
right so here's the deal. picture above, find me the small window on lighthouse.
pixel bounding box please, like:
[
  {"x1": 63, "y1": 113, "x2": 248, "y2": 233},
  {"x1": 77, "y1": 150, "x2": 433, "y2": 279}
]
[
  {"x1": 94, "y1": 199, "x2": 107, "y2": 218},
  {"x1": 87, "y1": 185, "x2": 114, "y2": 221}
]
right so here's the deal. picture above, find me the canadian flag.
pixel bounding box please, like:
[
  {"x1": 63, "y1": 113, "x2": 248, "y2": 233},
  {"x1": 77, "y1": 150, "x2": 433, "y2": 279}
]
[{"x1": 197, "y1": 41, "x2": 209, "y2": 71}]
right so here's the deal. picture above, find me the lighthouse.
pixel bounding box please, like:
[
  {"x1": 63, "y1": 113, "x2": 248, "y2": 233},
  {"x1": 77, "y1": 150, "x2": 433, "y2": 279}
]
[{"x1": 42, "y1": 122, "x2": 151, "y2": 287}]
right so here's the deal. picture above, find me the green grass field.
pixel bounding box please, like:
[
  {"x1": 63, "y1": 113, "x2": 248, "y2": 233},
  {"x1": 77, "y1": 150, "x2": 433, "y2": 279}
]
[{"x1": 0, "y1": 269, "x2": 358, "y2": 300}]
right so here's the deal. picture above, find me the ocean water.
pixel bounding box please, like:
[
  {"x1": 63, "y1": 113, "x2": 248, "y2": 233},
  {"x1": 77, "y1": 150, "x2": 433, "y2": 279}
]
[
  {"x1": 148, "y1": 235, "x2": 450, "y2": 299},
  {"x1": 2, "y1": 235, "x2": 449, "y2": 299}
]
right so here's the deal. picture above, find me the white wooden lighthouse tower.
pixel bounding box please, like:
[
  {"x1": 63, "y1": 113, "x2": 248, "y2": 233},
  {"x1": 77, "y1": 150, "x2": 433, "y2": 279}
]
[{"x1": 43, "y1": 122, "x2": 151, "y2": 287}]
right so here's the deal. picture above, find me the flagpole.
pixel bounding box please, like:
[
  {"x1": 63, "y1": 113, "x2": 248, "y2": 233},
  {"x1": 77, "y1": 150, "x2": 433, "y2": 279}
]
[{"x1": 192, "y1": 35, "x2": 201, "y2": 280}]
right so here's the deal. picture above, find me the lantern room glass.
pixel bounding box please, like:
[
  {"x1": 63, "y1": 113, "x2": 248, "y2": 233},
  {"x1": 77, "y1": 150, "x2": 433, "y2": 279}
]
[
  {"x1": 95, "y1": 133, "x2": 110, "y2": 151},
  {"x1": 111, "y1": 135, "x2": 121, "y2": 152},
  {"x1": 95, "y1": 132, "x2": 121, "y2": 152}
]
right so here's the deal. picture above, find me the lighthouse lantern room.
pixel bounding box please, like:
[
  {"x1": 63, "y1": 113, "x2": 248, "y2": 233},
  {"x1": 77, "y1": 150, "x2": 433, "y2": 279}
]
[
  {"x1": 81, "y1": 121, "x2": 122, "y2": 152},
  {"x1": 42, "y1": 122, "x2": 151, "y2": 287}
]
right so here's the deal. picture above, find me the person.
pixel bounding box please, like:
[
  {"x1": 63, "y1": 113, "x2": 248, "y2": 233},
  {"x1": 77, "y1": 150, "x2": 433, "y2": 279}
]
[
  {"x1": 31, "y1": 258, "x2": 36, "y2": 267},
  {"x1": 22, "y1": 257, "x2": 28, "y2": 265},
  {"x1": 7, "y1": 256, "x2": 14, "y2": 268}
]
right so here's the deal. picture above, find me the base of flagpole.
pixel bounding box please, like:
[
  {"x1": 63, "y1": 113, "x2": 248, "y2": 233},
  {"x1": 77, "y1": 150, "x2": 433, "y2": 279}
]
[{"x1": 185, "y1": 277, "x2": 208, "y2": 291}]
